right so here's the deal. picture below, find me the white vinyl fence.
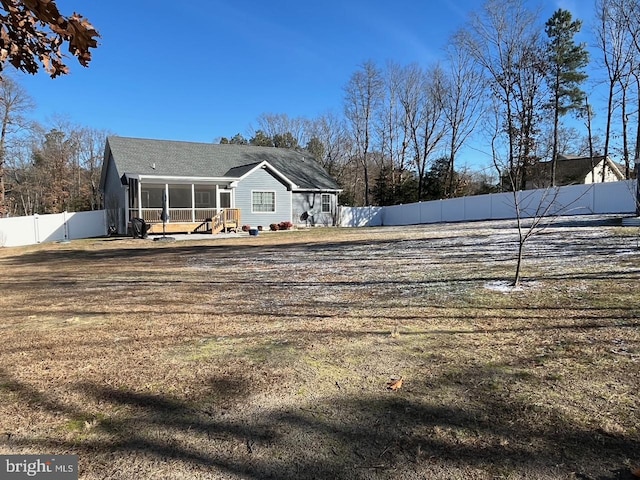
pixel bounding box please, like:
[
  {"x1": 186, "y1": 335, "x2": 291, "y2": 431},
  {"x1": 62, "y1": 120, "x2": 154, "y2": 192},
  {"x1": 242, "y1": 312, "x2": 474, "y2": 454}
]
[
  {"x1": 338, "y1": 180, "x2": 638, "y2": 227},
  {"x1": 0, "y1": 210, "x2": 107, "y2": 247}
]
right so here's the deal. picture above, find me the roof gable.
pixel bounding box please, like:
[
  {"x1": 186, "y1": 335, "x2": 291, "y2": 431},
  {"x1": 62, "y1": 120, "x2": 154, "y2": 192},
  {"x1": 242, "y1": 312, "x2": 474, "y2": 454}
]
[
  {"x1": 532, "y1": 155, "x2": 625, "y2": 185},
  {"x1": 104, "y1": 136, "x2": 340, "y2": 190}
]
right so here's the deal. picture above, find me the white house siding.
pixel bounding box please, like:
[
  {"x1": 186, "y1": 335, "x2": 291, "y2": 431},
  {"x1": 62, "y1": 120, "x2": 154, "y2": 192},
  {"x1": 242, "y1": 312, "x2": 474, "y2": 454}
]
[
  {"x1": 292, "y1": 192, "x2": 337, "y2": 226},
  {"x1": 235, "y1": 168, "x2": 292, "y2": 228},
  {"x1": 583, "y1": 160, "x2": 621, "y2": 184}
]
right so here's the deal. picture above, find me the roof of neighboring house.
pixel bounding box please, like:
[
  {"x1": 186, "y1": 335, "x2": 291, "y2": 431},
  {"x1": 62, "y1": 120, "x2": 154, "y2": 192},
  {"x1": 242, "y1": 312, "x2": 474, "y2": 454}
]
[
  {"x1": 534, "y1": 155, "x2": 625, "y2": 185},
  {"x1": 103, "y1": 136, "x2": 341, "y2": 190}
]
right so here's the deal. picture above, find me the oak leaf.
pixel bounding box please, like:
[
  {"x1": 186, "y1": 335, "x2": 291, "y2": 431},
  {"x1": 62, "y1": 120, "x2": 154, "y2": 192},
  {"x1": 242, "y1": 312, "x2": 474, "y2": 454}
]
[{"x1": 386, "y1": 377, "x2": 403, "y2": 391}]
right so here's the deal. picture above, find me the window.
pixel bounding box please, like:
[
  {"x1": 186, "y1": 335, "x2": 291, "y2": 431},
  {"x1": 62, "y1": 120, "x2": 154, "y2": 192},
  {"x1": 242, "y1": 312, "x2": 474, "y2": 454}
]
[
  {"x1": 252, "y1": 191, "x2": 276, "y2": 212},
  {"x1": 321, "y1": 194, "x2": 331, "y2": 213}
]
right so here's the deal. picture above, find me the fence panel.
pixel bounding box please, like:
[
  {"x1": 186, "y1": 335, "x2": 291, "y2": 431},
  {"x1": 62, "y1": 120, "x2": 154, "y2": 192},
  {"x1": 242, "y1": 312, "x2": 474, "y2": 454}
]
[
  {"x1": 0, "y1": 216, "x2": 37, "y2": 247},
  {"x1": 420, "y1": 201, "x2": 442, "y2": 224},
  {"x1": 594, "y1": 180, "x2": 636, "y2": 213},
  {"x1": 36, "y1": 212, "x2": 67, "y2": 243},
  {"x1": 463, "y1": 195, "x2": 493, "y2": 221},
  {"x1": 441, "y1": 197, "x2": 467, "y2": 222},
  {"x1": 67, "y1": 210, "x2": 108, "y2": 240},
  {"x1": 338, "y1": 180, "x2": 637, "y2": 228},
  {"x1": 0, "y1": 210, "x2": 107, "y2": 247},
  {"x1": 338, "y1": 206, "x2": 383, "y2": 227},
  {"x1": 384, "y1": 203, "x2": 421, "y2": 226},
  {"x1": 490, "y1": 192, "x2": 517, "y2": 220}
]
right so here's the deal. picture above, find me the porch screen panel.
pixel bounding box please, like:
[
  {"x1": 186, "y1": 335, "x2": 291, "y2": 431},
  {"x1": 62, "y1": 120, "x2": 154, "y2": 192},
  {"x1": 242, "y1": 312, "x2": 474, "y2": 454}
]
[
  {"x1": 195, "y1": 186, "x2": 216, "y2": 208},
  {"x1": 141, "y1": 185, "x2": 164, "y2": 208},
  {"x1": 168, "y1": 184, "x2": 191, "y2": 208}
]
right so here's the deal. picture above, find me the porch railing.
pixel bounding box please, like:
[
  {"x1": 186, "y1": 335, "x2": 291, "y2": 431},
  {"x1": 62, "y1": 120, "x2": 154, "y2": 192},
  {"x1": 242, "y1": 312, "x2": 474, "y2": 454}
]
[
  {"x1": 131, "y1": 208, "x2": 240, "y2": 231},
  {"x1": 211, "y1": 208, "x2": 241, "y2": 233},
  {"x1": 136, "y1": 208, "x2": 217, "y2": 224}
]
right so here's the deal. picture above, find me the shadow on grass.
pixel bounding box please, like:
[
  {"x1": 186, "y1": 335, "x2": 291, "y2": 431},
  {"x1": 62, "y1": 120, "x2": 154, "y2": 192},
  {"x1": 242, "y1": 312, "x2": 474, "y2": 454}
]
[{"x1": 1, "y1": 364, "x2": 637, "y2": 480}]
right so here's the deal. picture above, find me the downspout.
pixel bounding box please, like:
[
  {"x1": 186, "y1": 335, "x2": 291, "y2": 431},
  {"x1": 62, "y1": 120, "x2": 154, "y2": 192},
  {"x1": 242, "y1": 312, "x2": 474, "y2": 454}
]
[
  {"x1": 289, "y1": 188, "x2": 293, "y2": 224},
  {"x1": 123, "y1": 185, "x2": 128, "y2": 234}
]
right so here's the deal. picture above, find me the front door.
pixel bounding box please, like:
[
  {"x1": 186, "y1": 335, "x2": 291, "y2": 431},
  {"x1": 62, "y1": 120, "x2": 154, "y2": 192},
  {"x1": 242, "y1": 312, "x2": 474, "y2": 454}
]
[{"x1": 219, "y1": 189, "x2": 233, "y2": 209}]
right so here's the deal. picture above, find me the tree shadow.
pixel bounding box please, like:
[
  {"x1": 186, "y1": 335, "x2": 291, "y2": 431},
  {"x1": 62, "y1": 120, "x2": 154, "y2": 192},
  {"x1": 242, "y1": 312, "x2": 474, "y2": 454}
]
[{"x1": 1, "y1": 362, "x2": 637, "y2": 479}]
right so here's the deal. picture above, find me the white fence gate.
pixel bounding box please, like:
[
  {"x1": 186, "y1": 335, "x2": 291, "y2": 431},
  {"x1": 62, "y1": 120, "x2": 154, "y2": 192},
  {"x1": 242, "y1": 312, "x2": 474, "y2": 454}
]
[
  {"x1": 338, "y1": 180, "x2": 638, "y2": 227},
  {"x1": 0, "y1": 210, "x2": 107, "y2": 247}
]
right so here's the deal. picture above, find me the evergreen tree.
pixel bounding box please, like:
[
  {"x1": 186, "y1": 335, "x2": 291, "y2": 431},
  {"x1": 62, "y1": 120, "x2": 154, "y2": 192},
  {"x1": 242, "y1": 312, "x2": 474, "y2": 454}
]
[
  {"x1": 249, "y1": 130, "x2": 274, "y2": 147},
  {"x1": 545, "y1": 9, "x2": 589, "y2": 185}
]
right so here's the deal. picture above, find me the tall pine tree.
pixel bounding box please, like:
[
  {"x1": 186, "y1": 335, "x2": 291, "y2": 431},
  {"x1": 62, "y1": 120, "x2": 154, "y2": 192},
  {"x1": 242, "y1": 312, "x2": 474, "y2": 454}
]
[{"x1": 545, "y1": 9, "x2": 590, "y2": 185}]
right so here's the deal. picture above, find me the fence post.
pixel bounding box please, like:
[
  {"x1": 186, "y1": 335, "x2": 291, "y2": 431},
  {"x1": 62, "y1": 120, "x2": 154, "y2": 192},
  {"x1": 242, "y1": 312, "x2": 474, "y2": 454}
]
[
  {"x1": 63, "y1": 211, "x2": 69, "y2": 241},
  {"x1": 34, "y1": 214, "x2": 40, "y2": 243}
]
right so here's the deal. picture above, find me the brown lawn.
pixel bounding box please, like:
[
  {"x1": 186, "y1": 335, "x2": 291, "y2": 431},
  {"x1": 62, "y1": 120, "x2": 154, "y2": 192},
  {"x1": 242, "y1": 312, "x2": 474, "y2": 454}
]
[{"x1": 0, "y1": 217, "x2": 639, "y2": 479}]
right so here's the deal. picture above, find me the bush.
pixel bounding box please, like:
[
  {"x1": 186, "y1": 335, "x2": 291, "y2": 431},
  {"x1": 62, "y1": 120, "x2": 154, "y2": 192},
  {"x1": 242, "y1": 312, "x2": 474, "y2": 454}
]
[
  {"x1": 257, "y1": 225, "x2": 263, "y2": 231},
  {"x1": 279, "y1": 221, "x2": 293, "y2": 230},
  {"x1": 241, "y1": 225, "x2": 251, "y2": 232},
  {"x1": 269, "y1": 223, "x2": 279, "y2": 231}
]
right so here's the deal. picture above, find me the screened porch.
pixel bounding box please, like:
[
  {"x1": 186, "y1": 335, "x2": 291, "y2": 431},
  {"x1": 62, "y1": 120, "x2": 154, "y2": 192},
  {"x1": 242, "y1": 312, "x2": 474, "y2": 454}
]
[{"x1": 127, "y1": 180, "x2": 239, "y2": 233}]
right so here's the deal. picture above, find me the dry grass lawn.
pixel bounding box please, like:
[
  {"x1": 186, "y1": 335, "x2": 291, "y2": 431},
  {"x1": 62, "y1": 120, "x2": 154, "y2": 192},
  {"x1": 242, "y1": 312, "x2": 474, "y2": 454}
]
[{"x1": 0, "y1": 217, "x2": 639, "y2": 479}]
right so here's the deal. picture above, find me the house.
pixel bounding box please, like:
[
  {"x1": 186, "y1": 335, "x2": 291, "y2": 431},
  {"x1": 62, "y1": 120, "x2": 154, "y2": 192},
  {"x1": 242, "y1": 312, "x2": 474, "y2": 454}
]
[
  {"x1": 100, "y1": 136, "x2": 342, "y2": 235},
  {"x1": 526, "y1": 154, "x2": 627, "y2": 189}
]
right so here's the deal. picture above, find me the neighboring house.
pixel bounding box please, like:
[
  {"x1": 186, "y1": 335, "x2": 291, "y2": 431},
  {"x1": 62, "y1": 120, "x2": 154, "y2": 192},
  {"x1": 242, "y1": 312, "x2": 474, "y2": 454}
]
[
  {"x1": 100, "y1": 136, "x2": 342, "y2": 235},
  {"x1": 526, "y1": 154, "x2": 627, "y2": 189}
]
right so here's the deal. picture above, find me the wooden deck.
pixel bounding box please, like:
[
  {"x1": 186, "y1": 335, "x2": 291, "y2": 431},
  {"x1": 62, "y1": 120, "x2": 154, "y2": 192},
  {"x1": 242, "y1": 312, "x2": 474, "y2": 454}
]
[
  {"x1": 146, "y1": 222, "x2": 208, "y2": 235},
  {"x1": 138, "y1": 208, "x2": 241, "y2": 235}
]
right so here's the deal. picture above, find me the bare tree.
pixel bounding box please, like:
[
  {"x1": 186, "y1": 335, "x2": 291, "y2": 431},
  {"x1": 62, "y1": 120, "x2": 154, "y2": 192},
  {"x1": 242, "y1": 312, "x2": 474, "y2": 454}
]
[
  {"x1": 344, "y1": 61, "x2": 384, "y2": 206},
  {"x1": 375, "y1": 62, "x2": 400, "y2": 186},
  {"x1": 612, "y1": 0, "x2": 640, "y2": 167},
  {"x1": 411, "y1": 65, "x2": 447, "y2": 200},
  {"x1": 442, "y1": 41, "x2": 486, "y2": 197},
  {"x1": 594, "y1": 0, "x2": 635, "y2": 180},
  {"x1": 0, "y1": 74, "x2": 33, "y2": 216},
  {"x1": 304, "y1": 111, "x2": 357, "y2": 205},
  {"x1": 456, "y1": 0, "x2": 546, "y2": 191},
  {"x1": 252, "y1": 113, "x2": 308, "y2": 149},
  {"x1": 489, "y1": 106, "x2": 591, "y2": 286},
  {"x1": 76, "y1": 127, "x2": 110, "y2": 210}
]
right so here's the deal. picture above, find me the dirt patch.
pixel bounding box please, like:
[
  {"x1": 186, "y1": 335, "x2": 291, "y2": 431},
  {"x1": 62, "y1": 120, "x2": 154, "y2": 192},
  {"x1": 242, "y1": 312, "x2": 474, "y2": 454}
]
[{"x1": 0, "y1": 217, "x2": 638, "y2": 479}]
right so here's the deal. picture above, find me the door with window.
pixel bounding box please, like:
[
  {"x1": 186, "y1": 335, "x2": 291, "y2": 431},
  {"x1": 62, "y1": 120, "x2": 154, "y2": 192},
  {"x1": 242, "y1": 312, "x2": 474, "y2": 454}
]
[{"x1": 219, "y1": 189, "x2": 233, "y2": 209}]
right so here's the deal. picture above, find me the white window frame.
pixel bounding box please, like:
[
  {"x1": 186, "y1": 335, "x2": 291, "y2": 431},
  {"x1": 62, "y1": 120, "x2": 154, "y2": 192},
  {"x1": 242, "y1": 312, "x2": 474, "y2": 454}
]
[
  {"x1": 252, "y1": 190, "x2": 276, "y2": 213},
  {"x1": 321, "y1": 193, "x2": 331, "y2": 213}
]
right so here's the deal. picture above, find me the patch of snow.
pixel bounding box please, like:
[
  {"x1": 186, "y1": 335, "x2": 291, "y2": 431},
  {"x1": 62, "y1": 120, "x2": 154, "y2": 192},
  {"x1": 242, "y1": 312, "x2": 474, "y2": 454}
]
[
  {"x1": 484, "y1": 280, "x2": 540, "y2": 293},
  {"x1": 484, "y1": 281, "x2": 521, "y2": 293}
]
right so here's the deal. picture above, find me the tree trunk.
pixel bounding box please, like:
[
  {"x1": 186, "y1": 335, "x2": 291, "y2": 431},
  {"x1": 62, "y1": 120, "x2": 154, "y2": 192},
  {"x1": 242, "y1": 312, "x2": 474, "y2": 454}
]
[{"x1": 513, "y1": 239, "x2": 525, "y2": 287}]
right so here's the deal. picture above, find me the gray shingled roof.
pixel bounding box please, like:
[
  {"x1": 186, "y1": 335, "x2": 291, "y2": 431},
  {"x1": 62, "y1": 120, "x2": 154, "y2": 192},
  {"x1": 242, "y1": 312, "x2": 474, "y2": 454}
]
[
  {"x1": 105, "y1": 136, "x2": 341, "y2": 190},
  {"x1": 535, "y1": 155, "x2": 625, "y2": 185}
]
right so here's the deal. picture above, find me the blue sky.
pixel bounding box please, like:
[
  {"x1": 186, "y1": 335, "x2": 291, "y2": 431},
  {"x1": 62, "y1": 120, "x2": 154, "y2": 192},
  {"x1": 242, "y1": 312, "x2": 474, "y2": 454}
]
[{"x1": 16, "y1": 0, "x2": 595, "y2": 167}]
